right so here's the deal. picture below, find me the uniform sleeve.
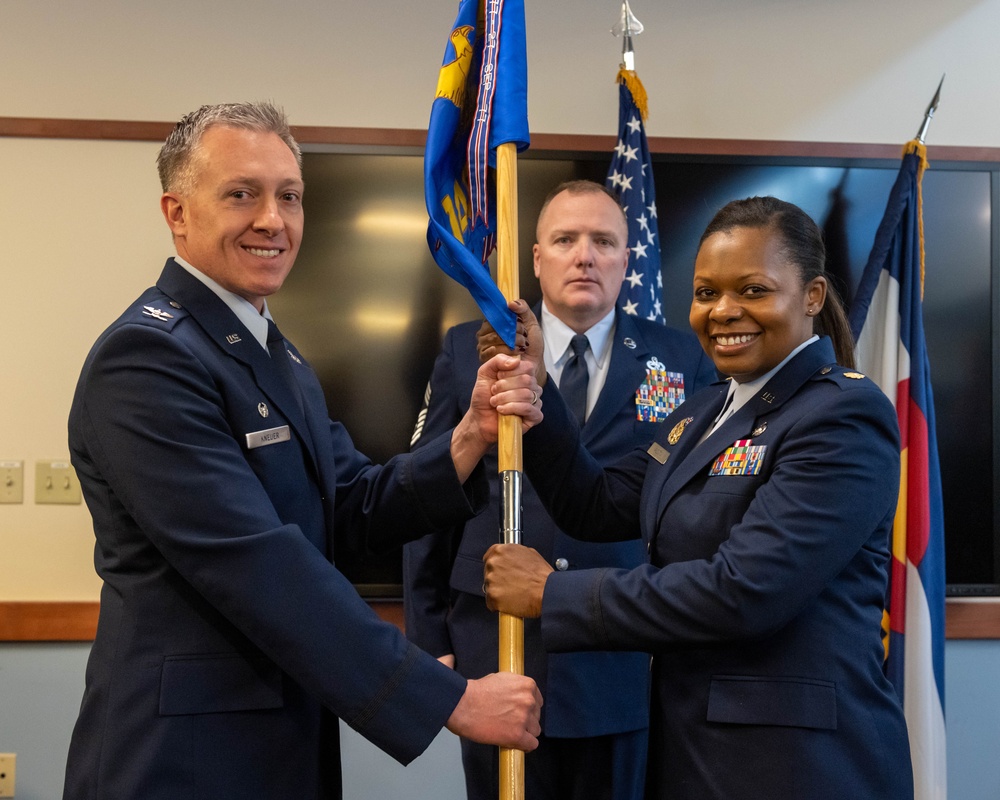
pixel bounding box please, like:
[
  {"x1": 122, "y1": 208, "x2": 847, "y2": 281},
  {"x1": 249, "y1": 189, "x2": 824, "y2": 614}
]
[{"x1": 523, "y1": 376, "x2": 649, "y2": 543}]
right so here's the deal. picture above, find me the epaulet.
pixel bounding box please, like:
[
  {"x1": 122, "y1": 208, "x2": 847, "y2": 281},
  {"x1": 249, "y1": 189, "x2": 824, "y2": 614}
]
[
  {"x1": 127, "y1": 296, "x2": 188, "y2": 331},
  {"x1": 813, "y1": 364, "x2": 873, "y2": 387}
]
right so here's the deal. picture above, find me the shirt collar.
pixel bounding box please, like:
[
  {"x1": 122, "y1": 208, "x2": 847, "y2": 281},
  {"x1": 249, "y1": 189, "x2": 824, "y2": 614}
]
[
  {"x1": 540, "y1": 303, "x2": 616, "y2": 371},
  {"x1": 173, "y1": 256, "x2": 271, "y2": 350}
]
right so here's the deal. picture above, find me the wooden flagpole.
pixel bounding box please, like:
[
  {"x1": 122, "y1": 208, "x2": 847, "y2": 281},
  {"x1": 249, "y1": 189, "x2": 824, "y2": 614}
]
[{"x1": 495, "y1": 140, "x2": 525, "y2": 800}]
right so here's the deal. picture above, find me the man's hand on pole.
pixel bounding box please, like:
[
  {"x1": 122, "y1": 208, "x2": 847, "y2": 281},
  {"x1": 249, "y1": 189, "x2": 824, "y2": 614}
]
[{"x1": 445, "y1": 672, "x2": 543, "y2": 751}]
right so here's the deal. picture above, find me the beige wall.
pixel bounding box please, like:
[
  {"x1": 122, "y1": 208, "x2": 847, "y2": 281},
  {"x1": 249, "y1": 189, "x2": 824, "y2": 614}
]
[{"x1": 1, "y1": 0, "x2": 996, "y2": 599}]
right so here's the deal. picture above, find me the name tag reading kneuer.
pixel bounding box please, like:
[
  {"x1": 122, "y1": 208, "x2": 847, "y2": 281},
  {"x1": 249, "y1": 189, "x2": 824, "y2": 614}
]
[{"x1": 246, "y1": 425, "x2": 291, "y2": 449}]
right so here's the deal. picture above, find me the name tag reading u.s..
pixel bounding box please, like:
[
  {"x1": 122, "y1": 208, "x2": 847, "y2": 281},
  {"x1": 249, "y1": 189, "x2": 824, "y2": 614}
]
[{"x1": 246, "y1": 425, "x2": 291, "y2": 449}]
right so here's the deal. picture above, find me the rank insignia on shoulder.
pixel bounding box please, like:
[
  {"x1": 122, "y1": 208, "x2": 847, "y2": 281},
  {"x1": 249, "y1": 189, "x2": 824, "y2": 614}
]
[
  {"x1": 142, "y1": 305, "x2": 174, "y2": 321},
  {"x1": 667, "y1": 416, "x2": 694, "y2": 445},
  {"x1": 844, "y1": 372, "x2": 866, "y2": 379}
]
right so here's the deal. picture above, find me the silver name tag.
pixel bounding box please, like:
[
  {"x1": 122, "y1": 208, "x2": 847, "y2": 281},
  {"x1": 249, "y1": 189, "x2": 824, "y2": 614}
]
[{"x1": 246, "y1": 425, "x2": 291, "y2": 449}]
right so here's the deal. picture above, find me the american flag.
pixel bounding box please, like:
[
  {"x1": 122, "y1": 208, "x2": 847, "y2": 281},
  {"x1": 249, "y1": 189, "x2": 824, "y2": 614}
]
[
  {"x1": 849, "y1": 140, "x2": 947, "y2": 800},
  {"x1": 605, "y1": 69, "x2": 663, "y2": 323}
]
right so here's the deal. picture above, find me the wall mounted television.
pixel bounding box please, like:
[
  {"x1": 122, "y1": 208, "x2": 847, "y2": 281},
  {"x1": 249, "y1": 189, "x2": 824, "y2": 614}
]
[{"x1": 268, "y1": 139, "x2": 999, "y2": 599}]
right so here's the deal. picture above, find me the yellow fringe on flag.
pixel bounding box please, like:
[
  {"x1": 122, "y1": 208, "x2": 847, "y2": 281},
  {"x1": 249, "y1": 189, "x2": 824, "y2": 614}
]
[
  {"x1": 903, "y1": 139, "x2": 929, "y2": 298},
  {"x1": 616, "y1": 68, "x2": 649, "y2": 121}
]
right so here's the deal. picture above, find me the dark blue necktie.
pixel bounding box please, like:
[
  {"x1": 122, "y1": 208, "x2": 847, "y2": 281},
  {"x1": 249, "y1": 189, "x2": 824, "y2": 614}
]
[
  {"x1": 267, "y1": 319, "x2": 304, "y2": 414},
  {"x1": 560, "y1": 334, "x2": 590, "y2": 424}
]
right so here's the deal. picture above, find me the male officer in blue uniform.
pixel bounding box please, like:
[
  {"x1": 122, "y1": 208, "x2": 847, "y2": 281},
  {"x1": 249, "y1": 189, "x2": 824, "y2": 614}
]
[
  {"x1": 63, "y1": 101, "x2": 543, "y2": 800},
  {"x1": 404, "y1": 180, "x2": 716, "y2": 800}
]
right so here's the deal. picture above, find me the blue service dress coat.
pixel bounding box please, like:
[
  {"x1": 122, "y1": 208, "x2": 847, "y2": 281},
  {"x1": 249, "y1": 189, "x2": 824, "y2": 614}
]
[
  {"x1": 63, "y1": 259, "x2": 484, "y2": 800},
  {"x1": 523, "y1": 337, "x2": 913, "y2": 800},
  {"x1": 403, "y1": 310, "x2": 715, "y2": 794}
]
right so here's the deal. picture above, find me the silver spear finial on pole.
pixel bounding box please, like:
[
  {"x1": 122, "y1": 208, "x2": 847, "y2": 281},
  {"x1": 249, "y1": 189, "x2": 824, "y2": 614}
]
[
  {"x1": 915, "y1": 74, "x2": 945, "y2": 144},
  {"x1": 611, "y1": 0, "x2": 644, "y2": 71}
]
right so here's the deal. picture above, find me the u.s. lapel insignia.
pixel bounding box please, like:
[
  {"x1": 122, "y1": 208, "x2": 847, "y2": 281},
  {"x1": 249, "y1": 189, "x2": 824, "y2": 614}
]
[
  {"x1": 258, "y1": 402, "x2": 269, "y2": 418},
  {"x1": 751, "y1": 420, "x2": 768, "y2": 437},
  {"x1": 667, "y1": 416, "x2": 694, "y2": 445},
  {"x1": 844, "y1": 372, "x2": 866, "y2": 379},
  {"x1": 226, "y1": 333, "x2": 242, "y2": 345},
  {"x1": 142, "y1": 305, "x2": 174, "y2": 321},
  {"x1": 623, "y1": 337, "x2": 637, "y2": 350},
  {"x1": 760, "y1": 391, "x2": 776, "y2": 404}
]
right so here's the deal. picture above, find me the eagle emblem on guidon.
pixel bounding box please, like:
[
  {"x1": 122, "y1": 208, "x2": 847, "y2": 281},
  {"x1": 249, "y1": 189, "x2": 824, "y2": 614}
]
[{"x1": 435, "y1": 25, "x2": 475, "y2": 107}]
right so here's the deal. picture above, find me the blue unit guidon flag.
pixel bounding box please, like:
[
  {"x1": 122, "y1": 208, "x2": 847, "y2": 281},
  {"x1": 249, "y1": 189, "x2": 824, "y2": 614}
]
[
  {"x1": 605, "y1": 69, "x2": 663, "y2": 323},
  {"x1": 424, "y1": 0, "x2": 529, "y2": 347},
  {"x1": 849, "y1": 139, "x2": 947, "y2": 800}
]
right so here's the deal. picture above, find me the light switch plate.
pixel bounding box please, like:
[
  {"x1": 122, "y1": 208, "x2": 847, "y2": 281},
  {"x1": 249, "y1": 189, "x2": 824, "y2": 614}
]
[
  {"x1": 0, "y1": 753, "x2": 15, "y2": 798},
  {"x1": 0, "y1": 461, "x2": 23, "y2": 504},
  {"x1": 35, "y1": 460, "x2": 82, "y2": 505}
]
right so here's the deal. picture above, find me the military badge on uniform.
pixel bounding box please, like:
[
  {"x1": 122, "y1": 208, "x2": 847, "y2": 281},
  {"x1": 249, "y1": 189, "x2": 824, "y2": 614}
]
[
  {"x1": 667, "y1": 416, "x2": 694, "y2": 445},
  {"x1": 636, "y1": 357, "x2": 685, "y2": 422},
  {"x1": 709, "y1": 439, "x2": 766, "y2": 476},
  {"x1": 142, "y1": 305, "x2": 174, "y2": 321},
  {"x1": 844, "y1": 372, "x2": 866, "y2": 379}
]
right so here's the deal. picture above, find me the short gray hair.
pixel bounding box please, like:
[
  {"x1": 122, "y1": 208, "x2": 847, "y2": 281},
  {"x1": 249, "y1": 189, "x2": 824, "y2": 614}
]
[{"x1": 156, "y1": 101, "x2": 302, "y2": 193}]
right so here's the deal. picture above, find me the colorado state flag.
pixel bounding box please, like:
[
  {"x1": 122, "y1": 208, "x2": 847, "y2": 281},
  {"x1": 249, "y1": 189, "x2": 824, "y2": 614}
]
[
  {"x1": 424, "y1": 0, "x2": 529, "y2": 347},
  {"x1": 849, "y1": 140, "x2": 947, "y2": 800}
]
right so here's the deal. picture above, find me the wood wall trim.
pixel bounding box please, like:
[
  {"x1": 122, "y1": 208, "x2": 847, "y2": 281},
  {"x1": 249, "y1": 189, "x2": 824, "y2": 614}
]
[
  {"x1": 2, "y1": 116, "x2": 999, "y2": 162},
  {"x1": 2, "y1": 598, "x2": 999, "y2": 642},
  {"x1": 944, "y1": 598, "x2": 1000, "y2": 639},
  {"x1": 0, "y1": 602, "x2": 100, "y2": 642}
]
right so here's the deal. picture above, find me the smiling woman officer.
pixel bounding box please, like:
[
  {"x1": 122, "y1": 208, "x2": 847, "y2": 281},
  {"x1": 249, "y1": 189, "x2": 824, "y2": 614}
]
[{"x1": 482, "y1": 196, "x2": 913, "y2": 800}]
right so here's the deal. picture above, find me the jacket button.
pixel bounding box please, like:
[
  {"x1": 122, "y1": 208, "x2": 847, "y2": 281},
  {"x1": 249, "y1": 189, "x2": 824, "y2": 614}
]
[{"x1": 554, "y1": 558, "x2": 569, "y2": 571}]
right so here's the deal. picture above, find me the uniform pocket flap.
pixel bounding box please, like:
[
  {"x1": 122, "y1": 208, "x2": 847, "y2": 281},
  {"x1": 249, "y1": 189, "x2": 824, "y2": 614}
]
[
  {"x1": 159, "y1": 653, "x2": 283, "y2": 716},
  {"x1": 707, "y1": 675, "x2": 837, "y2": 730}
]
